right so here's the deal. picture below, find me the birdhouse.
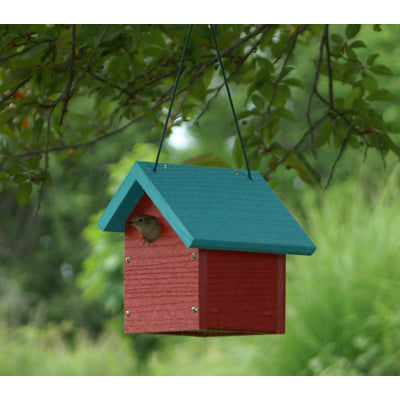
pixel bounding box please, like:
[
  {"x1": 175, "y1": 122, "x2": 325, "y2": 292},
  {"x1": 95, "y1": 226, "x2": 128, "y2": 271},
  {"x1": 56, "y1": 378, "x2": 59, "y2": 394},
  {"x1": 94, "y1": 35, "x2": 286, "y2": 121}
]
[{"x1": 98, "y1": 161, "x2": 316, "y2": 336}]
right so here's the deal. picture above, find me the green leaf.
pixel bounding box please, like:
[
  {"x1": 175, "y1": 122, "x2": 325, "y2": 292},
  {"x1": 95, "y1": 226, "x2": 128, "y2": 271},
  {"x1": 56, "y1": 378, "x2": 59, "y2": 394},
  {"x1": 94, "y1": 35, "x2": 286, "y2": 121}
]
[
  {"x1": 344, "y1": 86, "x2": 362, "y2": 109},
  {"x1": 0, "y1": 68, "x2": 33, "y2": 93},
  {"x1": 315, "y1": 119, "x2": 332, "y2": 148},
  {"x1": 183, "y1": 153, "x2": 232, "y2": 168},
  {"x1": 361, "y1": 73, "x2": 379, "y2": 93},
  {"x1": 253, "y1": 115, "x2": 271, "y2": 132},
  {"x1": 273, "y1": 84, "x2": 291, "y2": 107},
  {"x1": 283, "y1": 78, "x2": 304, "y2": 88},
  {"x1": 383, "y1": 134, "x2": 400, "y2": 158},
  {"x1": 20, "y1": 43, "x2": 49, "y2": 62},
  {"x1": 349, "y1": 40, "x2": 366, "y2": 48},
  {"x1": 16, "y1": 182, "x2": 32, "y2": 207},
  {"x1": 366, "y1": 53, "x2": 379, "y2": 65},
  {"x1": 369, "y1": 64, "x2": 393, "y2": 76},
  {"x1": 0, "y1": 171, "x2": 7, "y2": 183},
  {"x1": 26, "y1": 156, "x2": 42, "y2": 169},
  {"x1": 251, "y1": 93, "x2": 265, "y2": 109},
  {"x1": 387, "y1": 121, "x2": 400, "y2": 133},
  {"x1": 236, "y1": 109, "x2": 258, "y2": 120},
  {"x1": 271, "y1": 107, "x2": 295, "y2": 120},
  {"x1": 285, "y1": 151, "x2": 313, "y2": 184},
  {"x1": 331, "y1": 33, "x2": 343, "y2": 44},
  {"x1": 345, "y1": 24, "x2": 361, "y2": 39},
  {"x1": 367, "y1": 89, "x2": 395, "y2": 101},
  {"x1": 345, "y1": 46, "x2": 357, "y2": 60},
  {"x1": 232, "y1": 137, "x2": 245, "y2": 168},
  {"x1": 0, "y1": 108, "x2": 16, "y2": 126}
]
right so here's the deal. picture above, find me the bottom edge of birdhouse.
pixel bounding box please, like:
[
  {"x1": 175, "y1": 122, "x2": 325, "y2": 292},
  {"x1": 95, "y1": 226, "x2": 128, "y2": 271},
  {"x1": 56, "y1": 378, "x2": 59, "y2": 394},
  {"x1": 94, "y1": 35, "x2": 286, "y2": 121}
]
[{"x1": 145, "y1": 329, "x2": 285, "y2": 337}]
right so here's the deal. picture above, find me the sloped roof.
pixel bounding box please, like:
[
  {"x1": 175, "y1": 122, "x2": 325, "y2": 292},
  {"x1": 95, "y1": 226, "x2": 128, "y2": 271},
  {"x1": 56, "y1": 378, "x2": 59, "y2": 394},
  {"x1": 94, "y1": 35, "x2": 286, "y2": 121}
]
[{"x1": 98, "y1": 161, "x2": 316, "y2": 255}]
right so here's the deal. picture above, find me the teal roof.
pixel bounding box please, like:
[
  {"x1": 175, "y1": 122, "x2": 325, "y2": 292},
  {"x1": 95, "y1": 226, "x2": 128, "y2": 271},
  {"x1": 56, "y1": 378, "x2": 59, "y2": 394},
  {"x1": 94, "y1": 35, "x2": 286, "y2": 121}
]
[{"x1": 98, "y1": 161, "x2": 316, "y2": 255}]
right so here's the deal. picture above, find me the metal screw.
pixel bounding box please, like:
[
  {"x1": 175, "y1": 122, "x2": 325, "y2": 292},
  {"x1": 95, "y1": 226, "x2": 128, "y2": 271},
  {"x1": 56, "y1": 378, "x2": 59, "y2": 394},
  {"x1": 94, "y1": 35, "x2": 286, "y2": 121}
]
[
  {"x1": 162, "y1": 164, "x2": 168, "y2": 169},
  {"x1": 233, "y1": 170, "x2": 239, "y2": 175},
  {"x1": 126, "y1": 310, "x2": 130, "y2": 317},
  {"x1": 192, "y1": 306, "x2": 198, "y2": 313},
  {"x1": 191, "y1": 252, "x2": 197, "y2": 259},
  {"x1": 126, "y1": 256, "x2": 131, "y2": 263}
]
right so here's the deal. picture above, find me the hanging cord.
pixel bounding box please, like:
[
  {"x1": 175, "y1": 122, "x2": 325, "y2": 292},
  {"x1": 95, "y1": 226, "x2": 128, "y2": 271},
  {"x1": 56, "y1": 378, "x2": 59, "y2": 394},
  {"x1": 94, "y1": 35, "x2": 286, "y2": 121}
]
[
  {"x1": 154, "y1": 24, "x2": 252, "y2": 180},
  {"x1": 209, "y1": 24, "x2": 252, "y2": 180},
  {"x1": 154, "y1": 25, "x2": 193, "y2": 172}
]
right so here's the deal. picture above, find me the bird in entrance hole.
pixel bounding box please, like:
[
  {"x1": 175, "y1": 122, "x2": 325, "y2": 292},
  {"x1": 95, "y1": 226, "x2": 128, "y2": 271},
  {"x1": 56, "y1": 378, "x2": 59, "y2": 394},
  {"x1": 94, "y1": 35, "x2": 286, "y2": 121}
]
[{"x1": 127, "y1": 214, "x2": 160, "y2": 244}]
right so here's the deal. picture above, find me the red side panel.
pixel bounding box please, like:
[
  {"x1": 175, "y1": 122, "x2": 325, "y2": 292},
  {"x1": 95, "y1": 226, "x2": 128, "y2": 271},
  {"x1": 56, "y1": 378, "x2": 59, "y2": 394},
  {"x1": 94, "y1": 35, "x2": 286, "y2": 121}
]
[
  {"x1": 200, "y1": 250, "x2": 286, "y2": 334},
  {"x1": 124, "y1": 194, "x2": 200, "y2": 333}
]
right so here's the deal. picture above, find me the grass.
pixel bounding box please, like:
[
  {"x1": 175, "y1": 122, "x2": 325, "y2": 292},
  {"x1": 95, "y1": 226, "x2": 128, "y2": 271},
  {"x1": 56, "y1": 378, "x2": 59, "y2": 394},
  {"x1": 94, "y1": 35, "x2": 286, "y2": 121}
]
[
  {"x1": 1, "y1": 165, "x2": 400, "y2": 375},
  {"x1": 0, "y1": 321, "x2": 140, "y2": 375}
]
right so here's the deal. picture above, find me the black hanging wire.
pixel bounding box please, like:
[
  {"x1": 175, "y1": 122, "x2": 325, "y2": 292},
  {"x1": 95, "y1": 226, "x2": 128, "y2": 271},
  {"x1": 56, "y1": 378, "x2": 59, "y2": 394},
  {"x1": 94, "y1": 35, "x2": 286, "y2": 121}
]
[
  {"x1": 154, "y1": 24, "x2": 252, "y2": 180},
  {"x1": 209, "y1": 24, "x2": 252, "y2": 180},
  {"x1": 153, "y1": 24, "x2": 193, "y2": 172}
]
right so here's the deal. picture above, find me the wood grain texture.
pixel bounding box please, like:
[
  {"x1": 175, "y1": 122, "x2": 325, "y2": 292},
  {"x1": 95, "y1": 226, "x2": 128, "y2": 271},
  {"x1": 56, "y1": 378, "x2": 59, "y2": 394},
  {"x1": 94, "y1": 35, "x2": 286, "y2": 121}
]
[
  {"x1": 124, "y1": 194, "x2": 200, "y2": 333},
  {"x1": 100, "y1": 161, "x2": 316, "y2": 255},
  {"x1": 124, "y1": 193, "x2": 286, "y2": 336}
]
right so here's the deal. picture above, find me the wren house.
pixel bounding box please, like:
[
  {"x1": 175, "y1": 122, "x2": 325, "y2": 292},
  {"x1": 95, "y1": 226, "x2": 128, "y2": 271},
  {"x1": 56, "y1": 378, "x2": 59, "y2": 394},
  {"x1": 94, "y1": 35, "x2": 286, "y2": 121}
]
[{"x1": 98, "y1": 161, "x2": 316, "y2": 336}]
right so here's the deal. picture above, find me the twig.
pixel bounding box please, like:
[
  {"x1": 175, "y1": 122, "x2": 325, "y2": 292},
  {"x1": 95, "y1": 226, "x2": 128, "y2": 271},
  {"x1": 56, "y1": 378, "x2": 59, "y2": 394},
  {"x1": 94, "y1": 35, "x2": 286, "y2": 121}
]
[
  {"x1": 324, "y1": 129, "x2": 352, "y2": 189},
  {"x1": 263, "y1": 114, "x2": 328, "y2": 180},
  {"x1": 265, "y1": 25, "x2": 305, "y2": 116},
  {"x1": 0, "y1": 74, "x2": 33, "y2": 106},
  {"x1": 88, "y1": 71, "x2": 131, "y2": 95},
  {"x1": 195, "y1": 25, "x2": 272, "y2": 124},
  {"x1": 124, "y1": 25, "x2": 270, "y2": 110},
  {"x1": 35, "y1": 105, "x2": 56, "y2": 215},
  {"x1": 306, "y1": 27, "x2": 327, "y2": 152},
  {"x1": 128, "y1": 70, "x2": 177, "y2": 98},
  {"x1": 324, "y1": 25, "x2": 334, "y2": 107},
  {"x1": 15, "y1": 113, "x2": 145, "y2": 158},
  {"x1": 0, "y1": 39, "x2": 53, "y2": 63},
  {"x1": 59, "y1": 25, "x2": 76, "y2": 125},
  {"x1": 314, "y1": 91, "x2": 365, "y2": 137},
  {"x1": 68, "y1": 25, "x2": 109, "y2": 102}
]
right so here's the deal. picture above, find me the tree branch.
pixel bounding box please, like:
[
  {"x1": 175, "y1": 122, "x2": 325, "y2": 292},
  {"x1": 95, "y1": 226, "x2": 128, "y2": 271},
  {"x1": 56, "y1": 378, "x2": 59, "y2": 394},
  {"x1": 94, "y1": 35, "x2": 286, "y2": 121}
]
[
  {"x1": 324, "y1": 25, "x2": 334, "y2": 107},
  {"x1": 0, "y1": 39, "x2": 53, "y2": 63},
  {"x1": 36, "y1": 105, "x2": 56, "y2": 215},
  {"x1": 0, "y1": 74, "x2": 33, "y2": 106},
  {"x1": 265, "y1": 25, "x2": 305, "y2": 116},
  {"x1": 88, "y1": 71, "x2": 131, "y2": 96},
  {"x1": 314, "y1": 90, "x2": 366, "y2": 138},
  {"x1": 59, "y1": 25, "x2": 76, "y2": 125},
  {"x1": 324, "y1": 129, "x2": 352, "y2": 189},
  {"x1": 306, "y1": 26, "x2": 327, "y2": 150},
  {"x1": 195, "y1": 25, "x2": 272, "y2": 125},
  {"x1": 123, "y1": 25, "x2": 270, "y2": 109},
  {"x1": 263, "y1": 114, "x2": 328, "y2": 180},
  {"x1": 16, "y1": 113, "x2": 145, "y2": 158},
  {"x1": 67, "y1": 25, "x2": 109, "y2": 104}
]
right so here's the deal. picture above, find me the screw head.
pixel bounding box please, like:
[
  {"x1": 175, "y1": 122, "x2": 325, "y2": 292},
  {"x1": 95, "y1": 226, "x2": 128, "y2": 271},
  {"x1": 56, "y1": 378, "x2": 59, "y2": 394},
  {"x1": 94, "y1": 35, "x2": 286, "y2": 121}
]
[
  {"x1": 191, "y1": 252, "x2": 197, "y2": 259},
  {"x1": 125, "y1": 256, "x2": 131, "y2": 263},
  {"x1": 192, "y1": 306, "x2": 198, "y2": 313},
  {"x1": 126, "y1": 310, "x2": 130, "y2": 317},
  {"x1": 162, "y1": 164, "x2": 168, "y2": 169},
  {"x1": 233, "y1": 170, "x2": 239, "y2": 175}
]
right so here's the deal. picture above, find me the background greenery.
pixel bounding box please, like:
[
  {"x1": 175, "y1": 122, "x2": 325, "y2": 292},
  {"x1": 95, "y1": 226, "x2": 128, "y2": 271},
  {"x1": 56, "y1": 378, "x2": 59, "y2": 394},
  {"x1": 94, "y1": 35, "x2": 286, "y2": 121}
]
[{"x1": 1, "y1": 24, "x2": 399, "y2": 375}]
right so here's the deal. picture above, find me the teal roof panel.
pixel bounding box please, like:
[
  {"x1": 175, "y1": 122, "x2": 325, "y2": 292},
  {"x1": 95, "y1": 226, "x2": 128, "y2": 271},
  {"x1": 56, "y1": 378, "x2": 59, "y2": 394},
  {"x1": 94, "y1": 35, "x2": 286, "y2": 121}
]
[{"x1": 98, "y1": 161, "x2": 316, "y2": 255}]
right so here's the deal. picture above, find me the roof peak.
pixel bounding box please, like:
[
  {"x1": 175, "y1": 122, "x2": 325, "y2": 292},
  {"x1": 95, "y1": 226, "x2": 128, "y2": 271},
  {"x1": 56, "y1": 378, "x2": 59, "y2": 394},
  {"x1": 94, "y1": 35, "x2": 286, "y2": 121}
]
[{"x1": 98, "y1": 161, "x2": 316, "y2": 255}]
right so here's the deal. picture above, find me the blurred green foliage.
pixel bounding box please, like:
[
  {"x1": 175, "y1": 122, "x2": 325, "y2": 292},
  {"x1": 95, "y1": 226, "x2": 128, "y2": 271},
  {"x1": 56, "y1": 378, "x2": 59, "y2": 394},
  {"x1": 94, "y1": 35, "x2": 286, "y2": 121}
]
[
  {"x1": 1, "y1": 164, "x2": 399, "y2": 375},
  {"x1": 1, "y1": 24, "x2": 400, "y2": 375},
  {"x1": 1, "y1": 24, "x2": 399, "y2": 206}
]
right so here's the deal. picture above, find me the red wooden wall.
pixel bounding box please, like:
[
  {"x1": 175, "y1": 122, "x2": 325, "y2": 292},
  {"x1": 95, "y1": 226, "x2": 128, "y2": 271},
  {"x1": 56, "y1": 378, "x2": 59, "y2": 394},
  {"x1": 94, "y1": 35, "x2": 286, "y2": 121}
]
[
  {"x1": 124, "y1": 193, "x2": 285, "y2": 336},
  {"x1": 124, "y1": 193, "x2": 200, "y2": 333},
  {"x1": 199, "y1": 250, "x2": 285, "y2": 334}
]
